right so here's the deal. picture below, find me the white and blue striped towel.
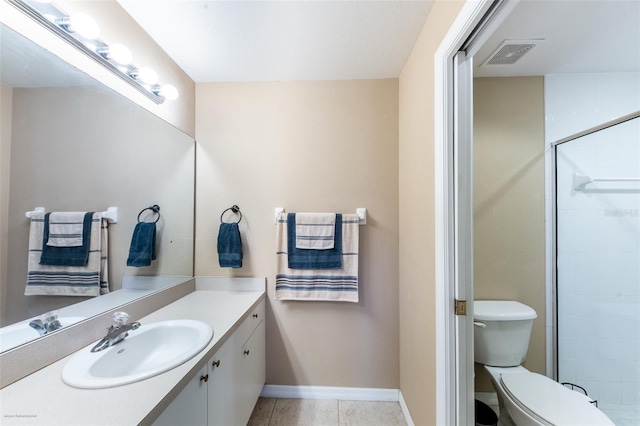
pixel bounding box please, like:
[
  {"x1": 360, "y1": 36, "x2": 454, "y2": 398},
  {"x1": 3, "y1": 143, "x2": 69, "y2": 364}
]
[
  {"x1": 25, "y1": 212, "x2": 109, "y2": 296},
  {"x1": 46, "y1": 212, "x2": 86, "y2": 247},
  {"x1": 295, "y1": 213, "x2": 336, "y2": 250},
  {"x1": 276, "y1": 212, "x2": 359, "y2": 302}
]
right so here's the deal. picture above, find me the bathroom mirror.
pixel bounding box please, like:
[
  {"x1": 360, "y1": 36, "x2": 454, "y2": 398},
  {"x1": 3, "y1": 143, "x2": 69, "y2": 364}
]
[{"x1": 0, "y1": 23, "x2": 195, "y2": 352}]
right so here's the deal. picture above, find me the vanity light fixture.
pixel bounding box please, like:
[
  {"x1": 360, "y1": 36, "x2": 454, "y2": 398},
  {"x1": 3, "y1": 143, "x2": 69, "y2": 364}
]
[
  {"x1": 158, "y1": 84, "x2": 179, "y2": 101},
  {"x1": 96, "y1": 43, "x2": 133, "y2": 66},
  {"x1": 135, "y1": 66, "x2": 159, "y2": 85},
  {"x1": 56, "y1": 12, "x2": 100, "y2": 40},
  {"x1": 6, "y1": 0, "x2": 179, "y2": 104}
]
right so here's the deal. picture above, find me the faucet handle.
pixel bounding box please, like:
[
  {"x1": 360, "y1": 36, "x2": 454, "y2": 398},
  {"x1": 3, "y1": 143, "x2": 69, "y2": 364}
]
[
  {"x1": 112, "y1": 312, "x2": 130, "y2": 328},
  {"x1": 42, "y1": 310, "x2": 58, "y2": 322}
]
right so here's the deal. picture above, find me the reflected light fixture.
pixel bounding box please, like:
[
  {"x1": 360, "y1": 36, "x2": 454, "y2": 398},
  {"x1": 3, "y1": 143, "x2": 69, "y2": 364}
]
[{"x1": 7, "y1": 0, "x2": 179, "y2": 104}]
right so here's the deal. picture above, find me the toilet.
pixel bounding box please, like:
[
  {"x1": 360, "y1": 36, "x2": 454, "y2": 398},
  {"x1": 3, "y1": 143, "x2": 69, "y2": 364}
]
[{"x1": 474, "y1": 300, "x2": 614, "y2": 426}]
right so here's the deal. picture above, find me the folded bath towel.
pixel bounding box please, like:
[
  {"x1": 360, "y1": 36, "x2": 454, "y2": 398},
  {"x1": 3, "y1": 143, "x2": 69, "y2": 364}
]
[
  {"x1": 26, "y1": 212, "x2": 109, "y2": 296},
  {"x1": 288, "y1": 213, "x2": 342, "y2": 269},
  {"x1": 46, "y1": 212, "x2": 86, "y2": 247},
  {"x1": 218, "y1": 222, "x2": 243, "y2": 268},
  {"x1": 126, "y1": 222, "x2": 157, "y2": 267},
  {"x1": 40, "y1": 212, "x2": 93, "y2": 266},
  {"x1": 295, "y1": 213, "x2": 336, "y2": 250},
  {"x1": 276, "y1": 213, "x2": 359, "y2": 302}
]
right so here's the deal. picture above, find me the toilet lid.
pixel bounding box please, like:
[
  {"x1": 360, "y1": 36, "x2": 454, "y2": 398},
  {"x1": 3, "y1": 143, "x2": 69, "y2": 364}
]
[{"x1": 501, "y1": 372, "x2": 614, "y2": 426}]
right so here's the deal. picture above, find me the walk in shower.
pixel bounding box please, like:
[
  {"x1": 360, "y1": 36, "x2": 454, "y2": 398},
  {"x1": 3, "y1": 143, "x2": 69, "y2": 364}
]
[{"x1": 554, "y1": 111, "x2": 640, "y2": 426}]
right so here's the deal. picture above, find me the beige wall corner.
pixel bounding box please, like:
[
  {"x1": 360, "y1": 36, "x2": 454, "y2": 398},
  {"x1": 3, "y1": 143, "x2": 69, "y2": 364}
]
[
  {"x1": 195, "y1": 80, "x2": 400, "y2": 389},
  {"x1": 398, "y1": 1, "x2": 466, "y2": 424},
  {"x1": 472, "y1": 76, "x2": 546, "y2": 391}
]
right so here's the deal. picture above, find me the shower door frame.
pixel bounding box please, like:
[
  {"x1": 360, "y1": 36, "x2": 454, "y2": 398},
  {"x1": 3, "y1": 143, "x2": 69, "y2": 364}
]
[{"x1": 550, "y1": 109, "x2": 640, "y2": 381}]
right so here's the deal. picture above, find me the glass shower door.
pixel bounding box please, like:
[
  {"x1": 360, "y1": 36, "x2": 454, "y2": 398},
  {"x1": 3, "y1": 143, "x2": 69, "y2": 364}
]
[{"x1": 555, "y1": 115, "x2": 640, "y2": 425}]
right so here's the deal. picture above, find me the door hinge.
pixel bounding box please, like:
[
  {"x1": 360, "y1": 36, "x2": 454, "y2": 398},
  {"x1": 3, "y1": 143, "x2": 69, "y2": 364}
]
[{"x1": 455, "y1": 299, "x2": 467, "y2": 316}]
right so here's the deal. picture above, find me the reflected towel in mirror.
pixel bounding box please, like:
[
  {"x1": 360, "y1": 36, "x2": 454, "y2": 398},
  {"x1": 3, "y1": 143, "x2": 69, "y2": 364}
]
[
  {"x1": 40, "y1": 212, "x2": 93, "y2": 266},
  {"x1": 25, "y1": 212, "x2": 109, "y2": 296},
  {"x1": 126, "y1": 222, "x2": 157, "y2": 267}
]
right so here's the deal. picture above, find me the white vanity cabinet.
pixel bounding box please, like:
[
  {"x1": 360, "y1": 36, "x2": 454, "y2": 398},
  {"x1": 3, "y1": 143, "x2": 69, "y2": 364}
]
[
  {"x1": 154, "y1": 299, "x2": 265, "y2": 426},
  {"x1": 153, "y1": 365, "x2": 208, "y2": 426},
  {"x1": 209, "y1": 299, "x2": 265, "y2": 426},
  {"x1": 238, "y1": 319, "x2": 266, "y2": 423}
]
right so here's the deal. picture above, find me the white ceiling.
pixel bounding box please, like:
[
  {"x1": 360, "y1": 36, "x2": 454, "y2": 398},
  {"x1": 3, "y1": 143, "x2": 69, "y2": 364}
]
[
  {"x1": 3, "y1": 1, "x2": 638, "y2": 88},
  {"x1": 118, "y1": 0, "x2": 640, "y2": 83},
  {"x1": 117, "y1": 0, "x2": 434, "y2": 82},
  {"x1": 473, "y1": 0, "x2": 640, "y2": 78}
]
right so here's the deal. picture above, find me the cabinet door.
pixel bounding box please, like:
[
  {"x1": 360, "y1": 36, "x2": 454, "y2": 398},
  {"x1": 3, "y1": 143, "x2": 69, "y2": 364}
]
[
  {"x1": 153, "y1": 365, "x2": 208, "y2": 426},
  {"x1": 238, "y1": 320, "x2": 266, "y2": 426},
  {"x1": 207, "y1": 334, "x2": 240, "y2": 426}
]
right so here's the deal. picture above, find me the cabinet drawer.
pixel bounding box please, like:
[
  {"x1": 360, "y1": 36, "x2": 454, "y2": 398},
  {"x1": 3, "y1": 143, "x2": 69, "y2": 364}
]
[{"x1": 236, "y1": 299, "x2": 265, "y2": 346}]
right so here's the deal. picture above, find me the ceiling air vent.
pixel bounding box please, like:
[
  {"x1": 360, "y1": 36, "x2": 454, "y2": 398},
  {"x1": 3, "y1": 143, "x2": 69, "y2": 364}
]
[{"x1": 481, "y1": 39, "x2": 543, "y2": 67}]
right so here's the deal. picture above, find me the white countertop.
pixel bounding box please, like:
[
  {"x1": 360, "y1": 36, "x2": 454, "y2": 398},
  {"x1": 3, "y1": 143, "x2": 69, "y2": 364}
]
[{"x1": 0, "y1": 284, "x2": 265, "y2": 426}]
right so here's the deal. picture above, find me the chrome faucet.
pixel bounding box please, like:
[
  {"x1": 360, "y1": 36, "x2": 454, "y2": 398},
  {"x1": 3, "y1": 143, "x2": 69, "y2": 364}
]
[
  {"x1": 29, "y1": 311, "x2": 63, "y2": 336},
  {"x1": 91, "y1": 312, "x2": 141, "y2": 353}
]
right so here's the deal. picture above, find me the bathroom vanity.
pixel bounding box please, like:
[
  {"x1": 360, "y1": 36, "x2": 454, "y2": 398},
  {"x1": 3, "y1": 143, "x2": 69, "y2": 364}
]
[{"x1": 0, "y1": 278, "x2": 266, "y2": 426}]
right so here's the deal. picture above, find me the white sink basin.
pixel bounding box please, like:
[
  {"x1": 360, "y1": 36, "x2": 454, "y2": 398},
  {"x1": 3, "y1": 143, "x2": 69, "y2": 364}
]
[
  {"x1": 62, "y1": 319, "x2": 213, "y2": 389},
  {"x1": 0, "y1": 317, "x2": 85, "y2": 352}
]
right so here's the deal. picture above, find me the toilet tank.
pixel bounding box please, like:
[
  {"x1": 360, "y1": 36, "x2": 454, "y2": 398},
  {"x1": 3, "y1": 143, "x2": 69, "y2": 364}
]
[{"x1": 474, "y1": 301, "x2": 537, "y2": 367}]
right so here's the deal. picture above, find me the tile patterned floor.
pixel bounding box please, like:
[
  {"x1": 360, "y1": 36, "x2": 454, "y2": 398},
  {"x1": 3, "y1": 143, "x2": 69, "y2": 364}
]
[{"x1": 247, "y1": 398, "x2": 408, "y2": 426}]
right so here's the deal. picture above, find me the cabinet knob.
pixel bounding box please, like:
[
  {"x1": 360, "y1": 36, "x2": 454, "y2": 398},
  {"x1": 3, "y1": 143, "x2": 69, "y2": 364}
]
[
  {"x1": 212, "y1": 360, "x2": 220, "y2": 368},
  {"x1": 253, "y1": 313, "x2": 258, "y2": 318},
  {"x1": 200, "y1": 374, "x2": 209, "y2": 383},
  {"x1": 244, "y1": 350, "x2": 250, "y2": 356}
]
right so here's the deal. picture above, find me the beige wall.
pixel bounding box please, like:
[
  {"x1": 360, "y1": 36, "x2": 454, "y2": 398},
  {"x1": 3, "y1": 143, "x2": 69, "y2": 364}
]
[
  {"x1": 195, "y1": 80, "x2": 400, "y2": 388},
  {"x1": 0, "y1": 84, "x2": 12, "y2": 324},
  {"x1": 473, "y1": 77, "x2": 546, "y2": 390},
  {"x1": 398, "y1": 1, "x2": 466, "y2": 424}
]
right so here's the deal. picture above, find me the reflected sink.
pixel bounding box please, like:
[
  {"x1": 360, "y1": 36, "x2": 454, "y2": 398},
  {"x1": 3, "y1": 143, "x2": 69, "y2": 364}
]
[
  {"x1": 0, "y1": 317, "x2": 85, "y2": 352},
  {"x1": 62, "y1": 319, "x2": 213, "y2": 389}
]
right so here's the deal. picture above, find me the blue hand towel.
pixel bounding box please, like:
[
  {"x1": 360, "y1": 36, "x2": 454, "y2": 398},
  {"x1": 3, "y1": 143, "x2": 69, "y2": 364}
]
[
  {"x1": 218, "y1": 222, "x2": 243, "y2": 268},
  {"x1": 287, "y1": 213, "x2": 342, "y2": 269},
  {"x1": 40, "y1": 212, "x2": 94, "y2": 266},
  {"x1": 126, "y1": 222, "x2": 157, "y2": 267}
]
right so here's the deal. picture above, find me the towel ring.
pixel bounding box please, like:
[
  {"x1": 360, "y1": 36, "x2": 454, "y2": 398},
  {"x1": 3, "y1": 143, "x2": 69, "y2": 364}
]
[
  {"x1": 220, "y1": 205, "x2": 242, "y2": 224},
  {"x1": 138, "y1": 205, "x2": 161, "y2": 223}
]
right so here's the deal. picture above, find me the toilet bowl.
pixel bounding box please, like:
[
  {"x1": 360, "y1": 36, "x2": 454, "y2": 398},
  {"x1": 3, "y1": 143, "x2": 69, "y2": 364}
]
[{"x1": 474, "y1": 300, "x2": 614, "y2": 426}]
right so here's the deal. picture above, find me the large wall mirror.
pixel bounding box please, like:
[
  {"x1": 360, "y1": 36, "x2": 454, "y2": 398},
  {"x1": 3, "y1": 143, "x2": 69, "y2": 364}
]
[{"x1": 0, "y1": 23, "x2": 195, "y2": 352}]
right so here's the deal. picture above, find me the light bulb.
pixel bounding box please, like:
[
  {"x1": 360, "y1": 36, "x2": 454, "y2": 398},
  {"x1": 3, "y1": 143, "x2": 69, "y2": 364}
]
[
  {"x1": 159, "y1": 84, "x2": 179, "y2": 100},
  {"x1": 108, "y1": 43, "x2": 133, "y2": 65},
  {"x1": 68, "y1": 13, "x2": 100, "y2": 39},
  {"x1": 137, "y1": 66, "x2": 158, "y2": 85}
]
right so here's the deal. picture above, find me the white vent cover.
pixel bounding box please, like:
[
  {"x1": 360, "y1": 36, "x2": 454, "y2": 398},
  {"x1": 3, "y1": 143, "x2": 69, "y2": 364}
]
[{"x1": 481, "y1": 39, "x2": 544, "y2": 67}]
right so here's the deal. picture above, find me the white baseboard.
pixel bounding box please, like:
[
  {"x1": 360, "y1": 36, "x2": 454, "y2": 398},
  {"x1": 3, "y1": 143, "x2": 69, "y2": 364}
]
[
  {"x1": 399, "y1": 391, "x2": 415, "y2": 426},
  {"x1": 261, "y1": 385, "x2": 400, "y2": 402}
]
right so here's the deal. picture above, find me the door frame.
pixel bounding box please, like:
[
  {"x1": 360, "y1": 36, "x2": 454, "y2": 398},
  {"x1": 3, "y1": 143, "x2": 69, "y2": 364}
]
[{"x1": 434, "y1": 1, "x2": 519, "y2": 424}]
